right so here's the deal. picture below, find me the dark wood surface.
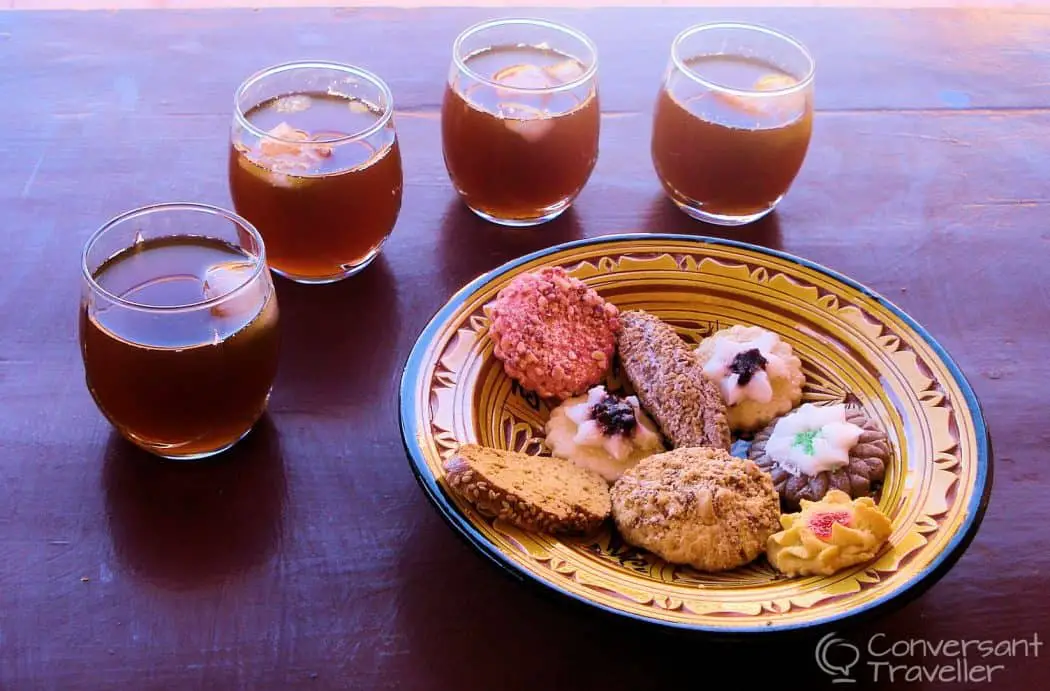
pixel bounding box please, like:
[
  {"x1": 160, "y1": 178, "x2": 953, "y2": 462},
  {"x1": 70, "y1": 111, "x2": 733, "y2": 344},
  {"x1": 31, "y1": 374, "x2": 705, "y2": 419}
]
[{"x1": 1, "y1": 7, "x2": 1047, "y2": 690}]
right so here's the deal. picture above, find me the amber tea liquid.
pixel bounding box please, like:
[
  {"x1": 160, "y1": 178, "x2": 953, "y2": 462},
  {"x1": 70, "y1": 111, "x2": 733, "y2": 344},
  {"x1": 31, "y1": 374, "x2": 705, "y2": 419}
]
[
  {"x1": 652, "y1": 54, "x2": 812, "y2": 219},
  {"x1": 442, "y1": 45, "x2": 599, "y2": 223},
  {"x1": 80, "y1": 237, "x2": 280, "y2": 457},
  {"x1": 229, "y1": 91, "x2": 403, "y2": 282}
]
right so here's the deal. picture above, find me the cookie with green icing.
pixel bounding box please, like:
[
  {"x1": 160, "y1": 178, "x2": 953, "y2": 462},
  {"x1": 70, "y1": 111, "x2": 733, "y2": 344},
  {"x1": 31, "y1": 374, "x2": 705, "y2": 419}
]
[{"x1": 749, "y1": 402, "x2": 890, "y2": 511}]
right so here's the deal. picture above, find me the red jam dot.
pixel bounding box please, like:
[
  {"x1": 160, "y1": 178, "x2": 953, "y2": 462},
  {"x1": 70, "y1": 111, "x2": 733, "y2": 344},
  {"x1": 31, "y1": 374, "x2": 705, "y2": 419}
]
[{"x1": 807, "y1": 510, "x2": 853, "y2": 540}]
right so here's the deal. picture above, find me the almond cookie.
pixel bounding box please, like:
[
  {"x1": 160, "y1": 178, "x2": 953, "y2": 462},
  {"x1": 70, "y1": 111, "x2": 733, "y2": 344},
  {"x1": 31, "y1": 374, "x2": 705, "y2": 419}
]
[
  {"x1": 485, "y1": 267, "x2": 619, "y2": 400},
  {"x1": 443, "y1": 444, "x2": 611, "y2": 534}
]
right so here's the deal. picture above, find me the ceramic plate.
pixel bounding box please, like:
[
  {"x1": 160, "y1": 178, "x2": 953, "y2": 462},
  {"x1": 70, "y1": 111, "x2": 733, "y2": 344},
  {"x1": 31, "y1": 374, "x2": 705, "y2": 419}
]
[{"x1": 399, "y1": 234, "x2": 991, "y2": 634}]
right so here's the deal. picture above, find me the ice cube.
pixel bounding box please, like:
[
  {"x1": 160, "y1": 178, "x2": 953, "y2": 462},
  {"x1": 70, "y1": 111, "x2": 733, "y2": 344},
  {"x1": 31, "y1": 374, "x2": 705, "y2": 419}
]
[
  {"x1": 712, "y1": 73, "x2": 806, "y2": 118},
  {"x1": 259, "y1": 122, "x2": 311, "y2": 158},
  {"x1": 506, "y1": 118, "x2": 556, "y2": 143},
  {"x1": 713, "y1": 86, "x2": 806, "y2": 120},
  {"x1": 753, "y1": 73, "x2": 798, "y2": 92},
  {"x1": 238, "y1": 154, "x2": 297, "y2": 189},
  {"x1": 753, "y1": 73, "x2": 808, "y2": 118},
  {"x1": 498, "y1": 102, "x2": 555, "y2": 142},
  {"x1": 493, "y1": 63, "x2": 552, "y2": 91},
  {"x1": 544, "y1": 59, "x2": 585, "y2": 86},
  {"x1": 267, "y1": 121, "x2": 308, "y2": 138},
  {"x1": 251, "y1": 122, "x2": 331, "y2": 177},
  {"x1": 347, "y1": 99, "x2": 372, "y2": 115},
  {"x1": 274, "y1": 94, "x2": 313, "y2": 113},
  {"x1": 203, "y1": 261, "x2": 254, "y2": 300},
  {"x1": 496, "y1": 102, "x2": 546, "y2": 119},
  {"x1": 203, "y1": 261, "x2": 265, "y2": 320}
]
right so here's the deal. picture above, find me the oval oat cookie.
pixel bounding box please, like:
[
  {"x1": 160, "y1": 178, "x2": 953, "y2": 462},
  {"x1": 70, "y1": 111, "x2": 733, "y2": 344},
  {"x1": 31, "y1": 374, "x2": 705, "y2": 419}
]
[{"x1": 617, "y1": 310, "x2": 731, "y2": 450}]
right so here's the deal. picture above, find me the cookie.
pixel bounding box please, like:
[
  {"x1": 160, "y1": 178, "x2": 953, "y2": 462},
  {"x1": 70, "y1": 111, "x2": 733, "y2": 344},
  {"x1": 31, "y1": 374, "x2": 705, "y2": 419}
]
[
  {"x1": 485, "y1": 267, "x2": 619, "y2": 399},
  {"x1": 617, "y1": 310, "x2": 731, "y2": 450},
  {"x1": 695, "y1": 324, "x2": 805, "y2": 432},
  {"x1": 610, "y1": 447, "x2": 781, "y2": 572},
  {"x1": 749, "y1": 402, "x2": 890, "y2": 511},
  {"x1": 443, "y1": 444, "x2": 611, "y2": 534},
  {"x1": 767, "y1": 489, "x2": 893, "y2": 577},
  {"x1": 544, "y1": 385, "x2": 665, "y2": 482}
]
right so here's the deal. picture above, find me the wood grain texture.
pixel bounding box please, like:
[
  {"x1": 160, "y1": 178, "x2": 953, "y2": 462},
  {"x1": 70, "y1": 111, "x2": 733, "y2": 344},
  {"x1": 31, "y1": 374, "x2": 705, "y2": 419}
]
[{"x1": 0, "y1": 7, "x2": 1047, "y2": 691}]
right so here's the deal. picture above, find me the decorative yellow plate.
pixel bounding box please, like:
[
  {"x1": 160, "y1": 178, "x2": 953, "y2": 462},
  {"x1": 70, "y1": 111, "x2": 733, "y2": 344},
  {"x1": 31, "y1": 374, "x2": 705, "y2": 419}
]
[{"x1": 399, "y1": 235, "x2": 992, "y2": 633}]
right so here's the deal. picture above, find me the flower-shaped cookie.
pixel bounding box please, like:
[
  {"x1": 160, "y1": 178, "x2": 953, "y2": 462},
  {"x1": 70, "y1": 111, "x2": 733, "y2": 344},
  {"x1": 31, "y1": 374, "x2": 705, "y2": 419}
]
[
  {"x1": 695, "y1": 325, "x2": 804, "y2": 432},
  {"x1": 767, "y1": 489, "x2": 893, "y2": 577},
  {"x1": 750, "y1": 402, "x2": 890, "y2": 511}
]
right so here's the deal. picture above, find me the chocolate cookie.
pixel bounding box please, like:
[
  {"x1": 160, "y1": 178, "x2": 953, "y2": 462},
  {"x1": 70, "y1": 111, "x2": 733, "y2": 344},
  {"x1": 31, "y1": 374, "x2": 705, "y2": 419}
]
[{"x1": 750, "y1": 403, "x2": 890, "y2": 511}]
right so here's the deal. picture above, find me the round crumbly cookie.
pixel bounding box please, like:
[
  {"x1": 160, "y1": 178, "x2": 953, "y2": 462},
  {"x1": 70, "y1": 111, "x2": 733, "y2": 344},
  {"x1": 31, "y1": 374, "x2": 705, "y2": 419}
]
[
  {"x1": 695, "y1": 325, "x2": 805, "y2": 433},
  {"x1": 610, "y1": 447, "x2": 781, "y2": 572},
  {"x1": 750, "y1": 405, "x2": 891, "y2": 511},
  {"x1": 485, "y1": 267, "x2": 620, "y2": 400}
]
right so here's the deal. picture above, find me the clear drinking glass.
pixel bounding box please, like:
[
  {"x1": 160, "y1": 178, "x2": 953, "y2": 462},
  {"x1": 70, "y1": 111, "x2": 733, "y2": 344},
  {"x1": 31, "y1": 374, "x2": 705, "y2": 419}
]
[
  {"x1": 651, "y1": 22, "x2": 815, "y2": 226},
  {"x1": 229, "y1": 61, "x2": 403, "y2": 283},
  {"x1": 79, "y1": 203, "x2": 280, "y2": 460},
  {"x1": 442, "y1": 18, "x2": 600, "y2": 226}
]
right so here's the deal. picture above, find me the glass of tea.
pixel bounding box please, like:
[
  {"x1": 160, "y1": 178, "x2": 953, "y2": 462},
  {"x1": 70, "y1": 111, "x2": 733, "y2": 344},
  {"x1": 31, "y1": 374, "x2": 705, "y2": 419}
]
[
  {"x1": 651, "y1": 22, "x2": 815, "y2": 226},
  {"x1": 229, "y1": 61, "x2": 403, "y2": 283},
  {"x1": 79, "y1": 203, "x2": 281, "y2": 460},
  {"x1": 442, "y1": 18, "x2": 600, "y2": 226}
]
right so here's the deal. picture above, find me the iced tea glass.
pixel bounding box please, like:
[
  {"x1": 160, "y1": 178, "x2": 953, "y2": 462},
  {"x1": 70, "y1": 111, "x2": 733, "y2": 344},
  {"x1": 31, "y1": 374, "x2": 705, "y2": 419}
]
[
  {"x1": 442, "y1": 18, "x2": 600, "y2": 226},
  {"x1": 229, "y1": 61, "x2": 403, "y2": 283},
  {"x1": 652, "y1": 23, "x2": 815, "y2": 226},
  {"x1": 79, "y1": 203, "x2": 280, "y2": 460}
]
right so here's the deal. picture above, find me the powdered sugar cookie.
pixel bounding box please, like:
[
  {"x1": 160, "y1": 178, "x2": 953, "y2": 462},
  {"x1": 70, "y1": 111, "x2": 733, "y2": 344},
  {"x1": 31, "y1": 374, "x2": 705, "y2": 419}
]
[{"x1": 695, "y1": 325, "x2": 804, "y2": 432}]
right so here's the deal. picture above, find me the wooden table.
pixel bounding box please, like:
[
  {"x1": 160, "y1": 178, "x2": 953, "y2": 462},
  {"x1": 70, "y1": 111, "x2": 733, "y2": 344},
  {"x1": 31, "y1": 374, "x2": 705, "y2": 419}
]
[{"x1": 1, "y1": 7, "x2": 1047, "y2": 690}]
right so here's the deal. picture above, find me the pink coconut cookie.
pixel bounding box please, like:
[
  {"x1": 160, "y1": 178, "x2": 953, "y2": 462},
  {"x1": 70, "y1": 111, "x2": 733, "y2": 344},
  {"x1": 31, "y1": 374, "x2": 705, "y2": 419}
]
[{"x1": 485, "y1": 267, "x2": 619, "y2": 400}]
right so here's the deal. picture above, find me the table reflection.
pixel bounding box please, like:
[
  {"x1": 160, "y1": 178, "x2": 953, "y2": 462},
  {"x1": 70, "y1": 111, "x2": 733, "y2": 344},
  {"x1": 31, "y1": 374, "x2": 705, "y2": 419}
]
[
  {"x1": 270, "y1": 255, "x2": 400, "y2": 408},
  {"x1": 644, "y1": 193, "x2": 784, "y2": 250},
  {"x1": 437, "y1": 197, "x2": 583, "y2": 297},
  {"x1": 102, "y1": 414, "x2": 286, "y2": 589}
]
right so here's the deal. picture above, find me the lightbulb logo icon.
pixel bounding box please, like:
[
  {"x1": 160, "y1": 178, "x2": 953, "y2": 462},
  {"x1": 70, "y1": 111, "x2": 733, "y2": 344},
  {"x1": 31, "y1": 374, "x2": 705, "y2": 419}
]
[{"x1": 815, "y1": 632, "x2": 860, "y2": 683}]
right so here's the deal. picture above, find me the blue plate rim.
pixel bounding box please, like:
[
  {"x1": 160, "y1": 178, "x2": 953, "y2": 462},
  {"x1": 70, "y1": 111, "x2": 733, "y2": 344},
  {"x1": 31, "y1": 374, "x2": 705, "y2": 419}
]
[{"x1": 397, "y1": 232, "x2": 993, "y2": 635}]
